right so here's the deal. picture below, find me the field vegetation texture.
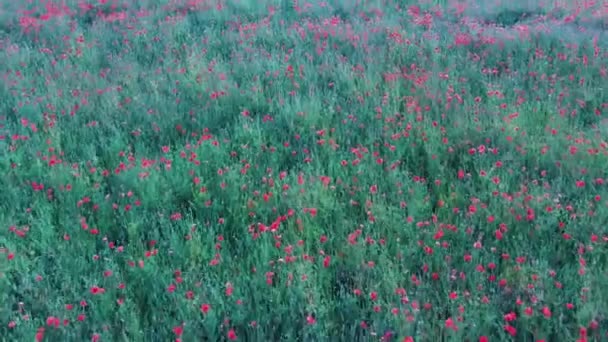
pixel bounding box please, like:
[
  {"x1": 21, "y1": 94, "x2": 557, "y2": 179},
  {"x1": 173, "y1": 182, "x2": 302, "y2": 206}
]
[{"x1": 2, "y1": 0, "x2": 608, "y2": 341}]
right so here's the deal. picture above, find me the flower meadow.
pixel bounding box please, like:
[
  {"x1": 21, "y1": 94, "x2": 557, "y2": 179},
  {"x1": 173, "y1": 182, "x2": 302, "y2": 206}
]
[{"x1": 1, "y1": 0, "x2": 608, "y2": 341}]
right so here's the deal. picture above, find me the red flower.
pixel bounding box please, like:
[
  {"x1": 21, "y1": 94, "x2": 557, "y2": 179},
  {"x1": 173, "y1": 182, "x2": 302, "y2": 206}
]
[
  {"x1": 227, "y1": 328, "x2": 237, "y2": 340},
  {"x1": 323, "y1": 256, "x2": 331, "y2": 268},
  {"x1": 504, "y1": 324, "x2": 517, "y2": 336},
  {"x1": 200, "y1": 303, "x2": 211, "y2": 314},
  {"x1": 46, "y1": 316, "x2": 59, "y2": 328},
  {"x1": 90, "y1": 286, "x2": 105, "y2": 295},
  {"x1": 35, "y1": 327, "x2": 45, "y2": 342},
  {"x1": 445, "y1": 317, "x2": 458, "y2": 331},
  {"x1": 504, "y1": 312, "x2": 517, "y2": 321}
]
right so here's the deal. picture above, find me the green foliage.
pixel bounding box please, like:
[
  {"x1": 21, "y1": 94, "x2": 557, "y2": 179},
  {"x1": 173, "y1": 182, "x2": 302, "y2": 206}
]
[{"x1": 1, "y1": 0, "x2": 608, "y2": 341}]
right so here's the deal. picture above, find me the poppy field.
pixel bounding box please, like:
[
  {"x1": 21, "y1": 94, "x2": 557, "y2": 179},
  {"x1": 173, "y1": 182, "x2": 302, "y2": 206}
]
[{"x1": 1, "y1": 0, "x2": 608, "y2": 341}]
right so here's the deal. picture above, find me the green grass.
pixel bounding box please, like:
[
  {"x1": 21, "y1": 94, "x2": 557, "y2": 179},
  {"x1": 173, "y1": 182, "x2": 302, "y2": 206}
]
[{"x1": 1, "y1": 0, "x2": 608, "y2": 341}]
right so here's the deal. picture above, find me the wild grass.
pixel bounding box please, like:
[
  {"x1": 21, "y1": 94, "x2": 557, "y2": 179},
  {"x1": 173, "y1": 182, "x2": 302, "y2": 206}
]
[{"x1": 1, "y1": 0, "x2": 608, "y2": 341}]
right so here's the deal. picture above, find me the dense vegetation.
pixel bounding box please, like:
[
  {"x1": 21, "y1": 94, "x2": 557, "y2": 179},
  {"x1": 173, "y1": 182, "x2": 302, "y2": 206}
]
[{"x1": 1, "y1": 0, "x2": 608, "y2": 341}]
